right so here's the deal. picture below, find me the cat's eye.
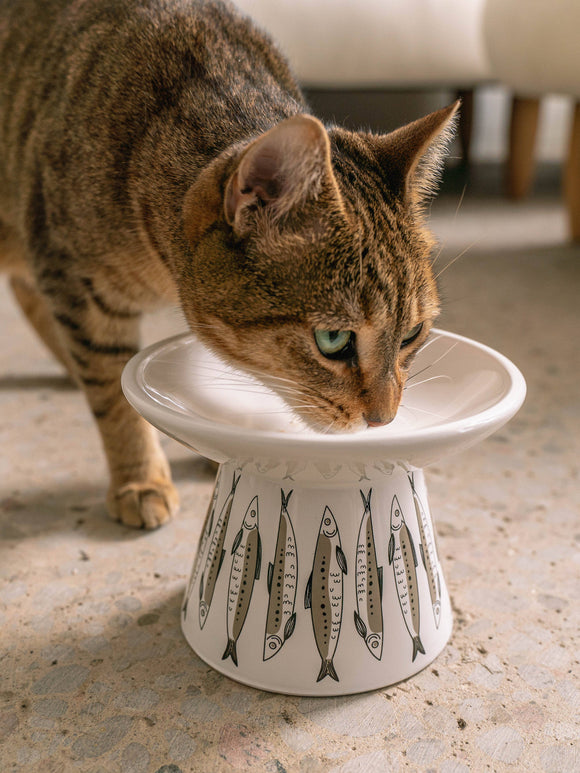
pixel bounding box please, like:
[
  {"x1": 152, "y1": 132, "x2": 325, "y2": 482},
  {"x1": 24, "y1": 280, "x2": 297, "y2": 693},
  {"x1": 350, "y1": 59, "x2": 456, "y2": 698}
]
[
  {"x1": 314, "y1": 329, "x2": 356, "y2": 360},
  {"x1": 401, "y1": 322, "x2": 423, "y2": 348}
]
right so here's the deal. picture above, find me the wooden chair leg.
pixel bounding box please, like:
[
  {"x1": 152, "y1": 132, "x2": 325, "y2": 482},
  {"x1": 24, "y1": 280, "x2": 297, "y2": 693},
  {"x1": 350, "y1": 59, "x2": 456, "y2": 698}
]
[
  {"x1": 507, "y1": 96, "x2": 540, "y2": 199},
  {"x1": 564, "y1": 100, "x2": 580, "y2": 242}
]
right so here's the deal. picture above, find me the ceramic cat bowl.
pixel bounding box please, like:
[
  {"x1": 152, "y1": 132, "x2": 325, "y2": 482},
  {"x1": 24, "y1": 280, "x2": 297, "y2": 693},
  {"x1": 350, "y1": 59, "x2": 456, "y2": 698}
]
[{"x1": 122, "y1": 329, "x2": 525, "y2": 696}]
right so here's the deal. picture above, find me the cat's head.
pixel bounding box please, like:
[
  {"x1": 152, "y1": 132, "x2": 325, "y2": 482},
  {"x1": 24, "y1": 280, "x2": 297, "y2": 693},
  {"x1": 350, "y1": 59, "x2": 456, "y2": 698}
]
[{"x1": 181, "y1": 103, "x2": 458, "y2": 432}]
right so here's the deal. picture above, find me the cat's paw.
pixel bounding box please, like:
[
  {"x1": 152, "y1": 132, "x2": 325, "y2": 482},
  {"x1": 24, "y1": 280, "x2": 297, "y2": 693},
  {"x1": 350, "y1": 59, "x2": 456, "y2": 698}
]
[{"x1": 107, "y1": 480, "x2": 180, "y2": 529}]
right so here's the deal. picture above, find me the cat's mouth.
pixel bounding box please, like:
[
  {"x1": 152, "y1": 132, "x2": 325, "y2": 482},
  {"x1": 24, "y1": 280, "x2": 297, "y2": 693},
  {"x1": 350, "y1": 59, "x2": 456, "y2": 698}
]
[
  {"x1": 363, "y1": 413, "x2": 395, "y2": 429},
  {"x1": 296, "y1": 412, "x2": 394, "y2": 435},
  {"x1": 185, "y1": 317, "x2": 403, "y2": 434},
  {"x1": 269, "y1": 388, "x2": 397, "y2": 435}
]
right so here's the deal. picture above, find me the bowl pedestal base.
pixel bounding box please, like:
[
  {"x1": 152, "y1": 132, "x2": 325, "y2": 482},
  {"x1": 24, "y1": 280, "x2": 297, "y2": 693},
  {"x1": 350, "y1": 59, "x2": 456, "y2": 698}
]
[
  {"x1": 181, "y1": 460, "x2": 452, "y2": 696},
  {"x1": 123, "y1": 330, "x2": 525, "y2": 695}
]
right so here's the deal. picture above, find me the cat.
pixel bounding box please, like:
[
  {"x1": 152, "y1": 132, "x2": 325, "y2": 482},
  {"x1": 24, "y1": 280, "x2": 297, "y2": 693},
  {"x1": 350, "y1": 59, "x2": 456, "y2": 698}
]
[{"x1": 0, "y1": 0, "x2": 457, "y2": 529}]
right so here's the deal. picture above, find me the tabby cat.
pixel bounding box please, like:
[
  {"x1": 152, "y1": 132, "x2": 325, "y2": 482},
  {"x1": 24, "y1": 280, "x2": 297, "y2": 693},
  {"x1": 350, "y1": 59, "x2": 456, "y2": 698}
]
[{"x1": 0, "y1": 0, "x2": 457, "y2": 528}]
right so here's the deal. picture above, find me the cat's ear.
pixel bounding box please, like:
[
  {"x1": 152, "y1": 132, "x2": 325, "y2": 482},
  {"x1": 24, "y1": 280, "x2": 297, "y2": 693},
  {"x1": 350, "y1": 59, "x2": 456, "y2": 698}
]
[
  {"x1": 224, "y1": 115, "x2": 333, "y2": 231},
  {"x1": 373, "y1": 101, "x2": 459, "y2": 206}
]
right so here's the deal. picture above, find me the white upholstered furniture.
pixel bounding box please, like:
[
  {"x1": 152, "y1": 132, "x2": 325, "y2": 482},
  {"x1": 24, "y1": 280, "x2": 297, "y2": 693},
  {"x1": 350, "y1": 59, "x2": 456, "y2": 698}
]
[
  {"x1": 232, "y1": 0, "x2": 491, "y2": 162},
  {"x1": 233, "y1": 0, "x2": 490, "y2": 89},
  {"x1": 233, "y1": 0, "x2": 580, "y2": 239}
]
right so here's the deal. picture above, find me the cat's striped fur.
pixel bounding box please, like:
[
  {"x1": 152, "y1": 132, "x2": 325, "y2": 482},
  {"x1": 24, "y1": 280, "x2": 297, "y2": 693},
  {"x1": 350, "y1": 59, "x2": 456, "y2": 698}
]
[{"x1": 0, "y1": 0, "x2": 457, "y2": 527}]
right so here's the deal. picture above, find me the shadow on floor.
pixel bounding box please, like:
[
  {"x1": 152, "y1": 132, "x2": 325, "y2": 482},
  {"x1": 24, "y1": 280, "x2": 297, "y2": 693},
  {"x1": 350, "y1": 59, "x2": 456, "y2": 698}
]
[
  {"x1": 0, "y1": 373, "x2": 76, "y2": 391},
  {"x1": 0, "y1": 455, "x2": 215, "y2": 546}
]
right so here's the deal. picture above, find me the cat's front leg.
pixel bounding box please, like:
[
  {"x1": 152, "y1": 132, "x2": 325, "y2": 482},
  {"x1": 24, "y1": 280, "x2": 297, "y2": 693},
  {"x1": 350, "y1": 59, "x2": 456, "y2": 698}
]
[{"x1": 45, "y1": 286, "x2": 179, "y2": 529}]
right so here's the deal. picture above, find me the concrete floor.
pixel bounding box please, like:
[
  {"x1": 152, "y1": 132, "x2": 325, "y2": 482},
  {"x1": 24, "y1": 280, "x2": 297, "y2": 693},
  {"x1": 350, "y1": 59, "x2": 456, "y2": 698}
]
[{"x1": 1, "y1": 177, "x2": 579, "y2": 771}]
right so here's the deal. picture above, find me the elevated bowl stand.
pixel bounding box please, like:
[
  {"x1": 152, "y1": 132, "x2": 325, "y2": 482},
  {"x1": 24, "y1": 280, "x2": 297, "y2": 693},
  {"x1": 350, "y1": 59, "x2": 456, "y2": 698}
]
[{"x1": 122, "y1": 329, "x2": 526, "y2": 696}]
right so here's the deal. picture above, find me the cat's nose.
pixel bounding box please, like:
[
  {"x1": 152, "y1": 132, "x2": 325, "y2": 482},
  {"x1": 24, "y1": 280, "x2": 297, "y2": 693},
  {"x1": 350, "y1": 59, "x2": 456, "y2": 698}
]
[
  {"x1": 363, "y1": 413, "x2": 392, "y2": 428},
  {"x1": 363, "y1": 374, "x2": 402, "y2": 428}
]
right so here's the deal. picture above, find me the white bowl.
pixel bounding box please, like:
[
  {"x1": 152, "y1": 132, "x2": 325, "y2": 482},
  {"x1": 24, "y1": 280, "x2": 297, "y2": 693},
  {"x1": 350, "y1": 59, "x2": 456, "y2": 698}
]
[
  {"x1": 122, "y1": 329, "x2": 525, "y2": 695},
  {"x1": 122, "y1": 329, "x2": 526, "y2": 480}
]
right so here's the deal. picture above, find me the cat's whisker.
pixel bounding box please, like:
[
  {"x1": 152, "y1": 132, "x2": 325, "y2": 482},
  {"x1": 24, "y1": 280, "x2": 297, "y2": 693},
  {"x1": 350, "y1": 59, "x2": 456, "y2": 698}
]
[
  {"x1": 241, "y1": 408, "x2": 311, "y2": 420},
  {"x1": 192, "y1": 376, "x2": 318, "y2": 408},
  {"x1": 172, "y1": 346, "x2": 302, "y2": 393},
  {"x1": 244, "y1": 370, "x2": 307, "y2": 389},
  {"x1": 398, "y1": 403, "x2": 445, "y2": 420},
  {"x1": 453, "y1": 183, "x2": 467, "y2": 224},
  {"x1": 264, "y1": 383, "x2": 323, "y2": 402},
  {"x1": 406, "y1": 341, "x2": 459, "y2": 383},
  {"x1": 414, "y1": 333, "x2": 442, "y2": 357},
  {"x1": 431, "y1": 241, "x2": 446, "y2": 268},
  {"x1": 431, "y1": 184, "x2": 467, "y2": 269},
  {"x1": 318, "y1": 419, "x2": 338, "y2": 435},
  {"x1": 258, "y1": 377, "x2": 309, "y2": 392},
  {"x1": 274, "y1": 392, "x2": 318, "y2": 405},
  {"x1": 180, "y1": 364, "x2": 266, "y2": 387},
  {"x1": 283, "y1": 401, "x2": 332, "y2": 429},
  {"x1": 194, "y1": 383, "x2": 310, "y2": 407},
  {"x1": 285, "y1": 396, "x2": 326, "y2": 410},
  {"x1": 174, "y1": 369, "x2": 320, "y2": 415},
  {"x1": 190, "y1": 382, "x2": 272, "y2": 395},
  {"x1": 280, "y1": 397, "x2": 320, "y2": 409},
  {"x1": 434, "y1": 239, "x2": 480, "y2": 281},
  {"x1": 403, "y1": 374, "x2": 452, "y2": 390},
  {"x1": 190, "y1": 359, "x2": 306, "y2": 392}
]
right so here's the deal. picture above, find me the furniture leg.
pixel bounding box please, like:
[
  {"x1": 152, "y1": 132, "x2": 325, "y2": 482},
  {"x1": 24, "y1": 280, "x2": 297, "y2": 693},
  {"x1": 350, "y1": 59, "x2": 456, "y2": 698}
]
[
  {"x1": 564, "y1": 100, "x2": 580, "y2": 241},
  {"x1": 507, "y1": 95, "x2": 540, "y2": 199}
]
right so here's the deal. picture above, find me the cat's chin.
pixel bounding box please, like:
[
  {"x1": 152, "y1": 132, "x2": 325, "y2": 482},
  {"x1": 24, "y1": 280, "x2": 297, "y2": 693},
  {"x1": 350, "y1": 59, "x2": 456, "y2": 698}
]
[
  {"x1": 327, "y1": 422, "x2": 369, "y2": 435},
  {"x1": 296, "y1": 414, "x2": 369, "y2": 435}
]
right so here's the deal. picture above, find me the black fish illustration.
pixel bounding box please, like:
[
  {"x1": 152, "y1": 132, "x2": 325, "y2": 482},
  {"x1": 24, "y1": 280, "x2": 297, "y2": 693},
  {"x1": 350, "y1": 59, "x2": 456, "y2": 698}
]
[
  {"x1": 389, "y1": 495, "x2": 425, "y2": 662},
  {"x1": 198, "y1": 471, "x2": 240, "y2": 629},
  {"x1": 264, "y1": 490, "x2": 298, "y2": 661},
  {"x1": 409, "y1": 474, "x2": 442, "y2": 629},
  {"x1": 182, "y1": 469, "x2": 223, "y2": 620},
  {"x1": 305, "y1": 506, "x2": 347, "y2": 682},
  {"x1": 222, "y1": 495, "x2": 261, "y2": 666},
  {"x1": 354, "y1": 489, "x2": 384, "y2": 660}
]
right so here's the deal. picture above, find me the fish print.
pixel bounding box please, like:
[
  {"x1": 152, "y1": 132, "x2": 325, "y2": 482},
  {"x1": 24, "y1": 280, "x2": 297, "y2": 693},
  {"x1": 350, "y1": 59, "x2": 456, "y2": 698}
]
[
  {"x1": 347, "y1": 462, "x2": 371, "y2": 481},
  {"x1": 222, "y1": 495, "x2": 262, "y2": 666},
  {"x1": 305, "y1": 506, "x2": 347, "y2": 682},
  {"x1": 315, "y1": 461, "x2": 342, "y2": 480},
  {"x1": 354, "y1": 489, "x2": 384, "y2": 660},
  {"x1": 264, "y1": 489, "x2": 298, "y2": 661},
  {"x1": 182, "y1": 469, "x2": 223, "y2": 620},
  {"x1": 409, "y1": 474, "x2": 442, "y2": 629},
  {"x1": 388, "y1": 495, "x2": 425, "y2": 662},
  {"x1": 198, "y1": 471, "x2": 240, "y2": 629},
  {"x1": 283, "y1": 460, "x2": 308, "y2": 481}
]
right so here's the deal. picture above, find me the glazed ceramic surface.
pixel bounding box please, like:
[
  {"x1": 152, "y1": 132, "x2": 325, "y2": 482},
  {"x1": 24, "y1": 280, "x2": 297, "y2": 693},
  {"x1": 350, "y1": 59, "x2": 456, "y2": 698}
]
[
  {"x1": 122, "y1": 329, "x2": 525, "y2": 695},
  {"x1": 122, "y1": 329, "x2": 526, "y2": 481},
  {"x1": 178, "y1": 463, "x2": 453, "y2": 695}
]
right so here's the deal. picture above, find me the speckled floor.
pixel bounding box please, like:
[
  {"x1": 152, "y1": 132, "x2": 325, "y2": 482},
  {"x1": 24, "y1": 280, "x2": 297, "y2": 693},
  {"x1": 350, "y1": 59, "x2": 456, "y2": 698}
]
[{"x1": 1, "y1": 174, "x2": 579, "y2": 772}]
